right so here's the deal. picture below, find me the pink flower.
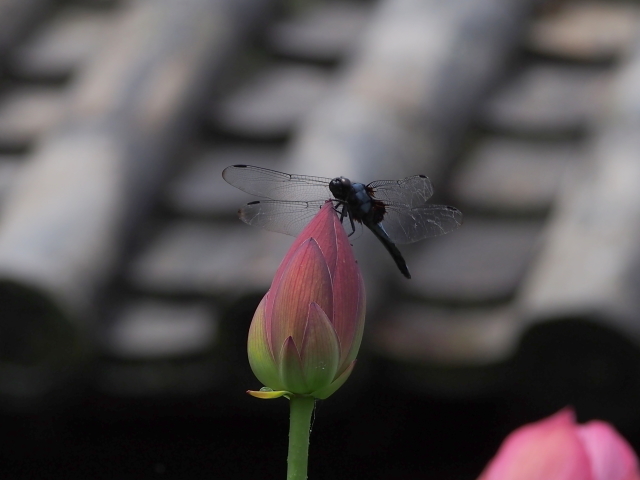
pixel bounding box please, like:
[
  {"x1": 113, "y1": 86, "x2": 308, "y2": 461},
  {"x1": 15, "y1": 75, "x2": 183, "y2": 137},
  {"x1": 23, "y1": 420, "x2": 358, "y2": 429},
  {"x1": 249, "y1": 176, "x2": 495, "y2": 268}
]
[
  {"x1": 246, "y1": 202, "x2": 366, "y2": 400},
  {"x1": 479, "y1": 409, "x2": 640, "y2": 480}
]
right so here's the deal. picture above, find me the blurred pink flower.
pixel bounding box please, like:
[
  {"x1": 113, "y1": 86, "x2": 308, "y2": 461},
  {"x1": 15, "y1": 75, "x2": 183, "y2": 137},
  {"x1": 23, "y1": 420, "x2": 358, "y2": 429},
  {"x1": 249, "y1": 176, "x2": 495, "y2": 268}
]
[
  {"x1": 479, "y1": 409, "x2": 640, "y2": 480},
  {"x1": 247, "y1": 202, "x2": 366, "y2": 400}
]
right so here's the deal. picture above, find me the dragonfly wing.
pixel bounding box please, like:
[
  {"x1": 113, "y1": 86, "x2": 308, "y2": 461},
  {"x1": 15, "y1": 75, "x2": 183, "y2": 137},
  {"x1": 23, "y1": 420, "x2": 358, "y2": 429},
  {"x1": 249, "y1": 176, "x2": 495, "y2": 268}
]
[
  {"x1": 238, "y1": 200, "x2": 327, "y2": 237},
  {"x1": 368, "y1": 175, "x2": 434, "y2": 208},
  {"x1": 222, "y1": 165, "x2": 333, "y2": 201},
  {"x1": 380, "y1": 203, "x2": 463, "y2": 244}
]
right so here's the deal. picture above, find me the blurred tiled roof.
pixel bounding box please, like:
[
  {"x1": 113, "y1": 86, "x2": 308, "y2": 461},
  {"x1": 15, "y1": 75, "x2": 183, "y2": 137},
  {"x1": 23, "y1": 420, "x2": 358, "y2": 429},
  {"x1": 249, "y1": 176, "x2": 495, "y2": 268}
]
[{"x1": 0, "y1": 0, "x2": 639, "y2": 435}]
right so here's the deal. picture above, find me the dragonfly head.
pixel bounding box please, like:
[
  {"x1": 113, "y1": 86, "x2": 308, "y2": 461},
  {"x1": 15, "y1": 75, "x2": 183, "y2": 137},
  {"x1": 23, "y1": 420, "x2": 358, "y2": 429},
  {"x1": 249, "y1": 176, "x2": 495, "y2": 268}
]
[{"x1": 329, "y1": 177, "x2": 352, "y2": 200}]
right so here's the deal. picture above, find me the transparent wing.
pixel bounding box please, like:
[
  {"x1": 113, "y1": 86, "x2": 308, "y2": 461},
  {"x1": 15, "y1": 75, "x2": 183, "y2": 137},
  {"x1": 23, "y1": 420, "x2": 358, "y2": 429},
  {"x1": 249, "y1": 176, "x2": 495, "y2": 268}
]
[
  {"x1": 238, "y1": 200, "x2": 328, "y2": 237},
  {"x1": 239, "y1": 200, "x2": 363, "y2": 238},
  {"x1": 368, "y1": 175, "x2": 434, "y2": 208},
  {"x1": 222, "y1": 165, "x2": 333, "y2": 201},
  {"x1": 380, "y1": 203, "x2": 463, "y2": 244}
]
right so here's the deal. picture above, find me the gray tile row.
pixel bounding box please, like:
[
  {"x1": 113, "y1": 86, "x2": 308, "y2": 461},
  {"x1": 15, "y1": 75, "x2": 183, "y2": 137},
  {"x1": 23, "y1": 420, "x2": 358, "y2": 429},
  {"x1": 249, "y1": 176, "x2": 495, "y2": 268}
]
[
  {"x1": 2, "y1": 0, "x2": 640, "y2": 414},
  {"x1": 0, "y1": 0, "x2": 276, "y2": 406},
  {"x1": 367, "y1": 0, "x2": 640, "y2": 416}
]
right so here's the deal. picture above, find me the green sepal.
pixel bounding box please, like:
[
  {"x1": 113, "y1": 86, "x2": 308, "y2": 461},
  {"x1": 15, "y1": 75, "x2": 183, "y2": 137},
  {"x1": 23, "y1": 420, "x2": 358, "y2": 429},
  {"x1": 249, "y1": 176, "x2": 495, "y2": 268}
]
[
  {"x1": 279, "y1": 336, "x2": 309, "y2": 393},
  {"x1": 300, "y1": 303, "x2": 340, "y2": 393},
  {"x1": 247, "y1": 294, "x2": 284, "y2": 391},
  {"x1": 311, "y1": 360, "x2": 356, "y2": 399},
  {"x1": 247, "y1": 389, "x2": 291, "y2": 399}
]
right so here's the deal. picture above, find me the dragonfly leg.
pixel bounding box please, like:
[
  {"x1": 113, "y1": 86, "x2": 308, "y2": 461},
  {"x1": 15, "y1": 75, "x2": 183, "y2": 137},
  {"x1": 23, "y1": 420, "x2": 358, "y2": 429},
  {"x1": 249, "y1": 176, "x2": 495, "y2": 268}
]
[
  {"x1": 336, "y1": 204, "x2": 356, "y2": 237},
  {"x1": 338, "y1": 204, "x2": 347, "y2": 223},
  {"x1": 347, "y1": 215, "x2": 356, "y2": 237}
]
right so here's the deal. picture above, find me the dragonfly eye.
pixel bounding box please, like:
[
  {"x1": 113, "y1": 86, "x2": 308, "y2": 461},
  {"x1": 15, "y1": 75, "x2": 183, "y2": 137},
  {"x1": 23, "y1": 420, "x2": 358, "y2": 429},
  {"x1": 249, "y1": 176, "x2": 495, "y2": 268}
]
[{"x1": 329, "y1": 177, "x2": 352, "y2": 199}]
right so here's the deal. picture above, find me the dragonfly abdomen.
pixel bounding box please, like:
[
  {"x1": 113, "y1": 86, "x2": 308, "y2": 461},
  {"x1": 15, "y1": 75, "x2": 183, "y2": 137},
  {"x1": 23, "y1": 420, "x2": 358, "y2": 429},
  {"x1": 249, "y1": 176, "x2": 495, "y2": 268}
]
[{"x1": 367, "y1": 222, "x2": 411, "y2": 279}]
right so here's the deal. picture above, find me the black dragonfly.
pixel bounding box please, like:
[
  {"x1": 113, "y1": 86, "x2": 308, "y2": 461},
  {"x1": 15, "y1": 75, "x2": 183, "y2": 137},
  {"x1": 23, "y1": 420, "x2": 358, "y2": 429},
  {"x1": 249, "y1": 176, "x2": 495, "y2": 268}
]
[{"x1": 222, "y1": 164, "x2": 463, "y2": 279}]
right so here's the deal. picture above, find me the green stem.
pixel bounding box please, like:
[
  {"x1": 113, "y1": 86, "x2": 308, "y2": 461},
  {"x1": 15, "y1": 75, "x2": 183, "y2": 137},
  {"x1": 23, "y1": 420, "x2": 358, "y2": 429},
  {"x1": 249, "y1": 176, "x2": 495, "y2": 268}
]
[{"x1": 287, "y1": 395, "x2": 315, "y2": 480}]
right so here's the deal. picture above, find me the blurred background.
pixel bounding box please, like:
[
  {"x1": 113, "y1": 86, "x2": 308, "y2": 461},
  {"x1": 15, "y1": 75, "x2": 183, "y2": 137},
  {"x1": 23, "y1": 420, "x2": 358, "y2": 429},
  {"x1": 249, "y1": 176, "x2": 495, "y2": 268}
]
[{"x1": 1, "y1": 0, "x2": 640, "y2": 478}]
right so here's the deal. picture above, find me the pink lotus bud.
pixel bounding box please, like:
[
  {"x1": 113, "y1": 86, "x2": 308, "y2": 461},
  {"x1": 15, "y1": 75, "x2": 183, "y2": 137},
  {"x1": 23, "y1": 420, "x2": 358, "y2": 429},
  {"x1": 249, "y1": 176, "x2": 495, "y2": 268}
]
[
  {"x1": 479, "y1": 409, "x2": 640, "y2": 480},
  {"x1": 247, "y1": 202, "x2": 366, "y2": 399}
]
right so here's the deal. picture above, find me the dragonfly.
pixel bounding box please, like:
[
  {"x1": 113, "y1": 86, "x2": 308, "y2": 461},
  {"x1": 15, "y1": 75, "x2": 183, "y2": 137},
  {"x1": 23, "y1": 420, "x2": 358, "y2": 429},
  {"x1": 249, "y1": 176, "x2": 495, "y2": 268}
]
[{"x1": 222, "y1": 164, "x2": 463, "y2": 279}]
